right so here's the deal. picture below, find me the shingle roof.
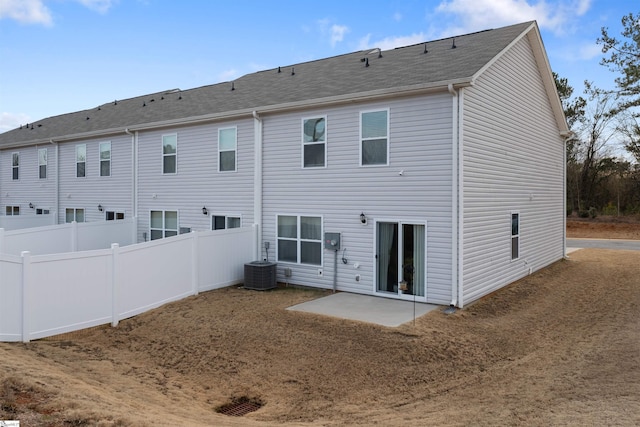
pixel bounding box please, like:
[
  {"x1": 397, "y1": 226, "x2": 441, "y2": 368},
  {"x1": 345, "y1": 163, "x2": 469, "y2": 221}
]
[{"x1": 0, "y1": 21, "x2": 534, "y2": 147}]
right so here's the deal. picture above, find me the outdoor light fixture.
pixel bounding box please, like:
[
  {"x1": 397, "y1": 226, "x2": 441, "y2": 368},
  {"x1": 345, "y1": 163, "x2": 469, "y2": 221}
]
[
  {"x1": 360, "y1": 212, "x2": 367, "y2": 224},
  {"x1": 202, "y1": 206, "x2": 208, "y2": 215},
  {"x1": 29, "y1": 202, "x2": 34, "y2": 209},
  {"x1": 98, "y1": 204, "x2": 103, "y2": 212}
]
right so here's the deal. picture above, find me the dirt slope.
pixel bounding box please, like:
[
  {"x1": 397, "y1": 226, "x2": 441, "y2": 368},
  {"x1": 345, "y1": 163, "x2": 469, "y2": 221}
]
[{"x1": 1, "y1": 239, "x2": 639, "y2": 426}]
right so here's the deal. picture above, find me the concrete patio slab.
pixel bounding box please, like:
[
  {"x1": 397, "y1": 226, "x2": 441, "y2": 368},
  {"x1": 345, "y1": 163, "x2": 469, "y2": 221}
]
[{"x1": 287, "y1": 292, "x2": 440, "y2": 327}]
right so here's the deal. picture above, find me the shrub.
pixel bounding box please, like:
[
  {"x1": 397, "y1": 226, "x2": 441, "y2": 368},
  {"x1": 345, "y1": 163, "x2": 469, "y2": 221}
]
[
  {"x1": 578, "y1": 210, "x2": 590, "y2": 218},
  {"x1": 588, "y1": 207, "x2": 597, "y2": 218}
]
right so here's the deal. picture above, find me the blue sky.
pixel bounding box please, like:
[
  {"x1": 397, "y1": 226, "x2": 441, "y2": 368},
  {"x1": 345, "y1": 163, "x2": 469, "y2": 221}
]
[{"x1": 0, "y1": 0, "x2": 632, "y2": 133}]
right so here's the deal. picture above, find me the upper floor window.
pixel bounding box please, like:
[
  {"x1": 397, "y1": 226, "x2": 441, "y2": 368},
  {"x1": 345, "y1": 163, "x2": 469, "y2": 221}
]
[
  {"x1": 5, "y1": 206, "x2": 19, "y2": 216},
  {"x1": 38, "y1": 148, "x2": 47, "y2": 179},
  {"x1": 360, "y1": 109, "x2": 389, "y2": 166},
  {"x1": 150, "y1": 210, "x2": 178, "y2": 240},
  {"x1": 66, "y1": 208, "x2": 85, "y2": 223},
  {"x1": 162, "y1": 134, "x2": 177, "y2": 174},
  {"x1": 212, "y1": 215, "x2": 241, "y2": 230},
  {"x1": 100, "y1": 142, "x2": 111, "y2": 177},
  {"x1": 76, "y1": 144, "x2": 86, "y2": 177},
  {"x1": 302, "y1": 117, "x2": 326, "y2": 168},
  {"x1": 511, "y1": 212, "x2": 520, "y2": 260},
  {"x1": 277, "y1": 215, "x2": 322, "y2": 265},
  {"x1": 12, "y1": 152, "x2": 19, "y2": 180},
  {"x1": 218, "y1": 127, "x2": 237, "y2": 172}
]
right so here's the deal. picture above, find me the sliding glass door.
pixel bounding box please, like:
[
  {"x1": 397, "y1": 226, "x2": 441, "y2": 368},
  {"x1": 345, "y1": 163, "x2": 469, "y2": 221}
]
[{"x1": 376, "y1": 221, "x2": 426, "y2": 300}]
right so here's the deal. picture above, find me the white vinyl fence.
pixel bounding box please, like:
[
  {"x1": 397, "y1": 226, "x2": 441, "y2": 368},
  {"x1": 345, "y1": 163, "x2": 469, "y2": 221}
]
[
  {"x1": 0, "y1": 226, "x2": 257, "y2": 342},
  {"x1": 0, "y1": 214, "x2": 56, "y2": 231},
  {"x1": 0, "y1": 218, "x2": 137, "y2": 256}
]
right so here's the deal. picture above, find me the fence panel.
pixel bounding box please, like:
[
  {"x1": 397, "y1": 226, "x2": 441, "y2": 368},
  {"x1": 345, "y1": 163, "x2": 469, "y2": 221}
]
[
  {"x1": 117, "y1": 234, "x2": 195, "y2": 320},
  {"x1": 0, "y1": 214, "x2": 55, "y2": 231},
  {"x1": 26, "y1": 250, "x2": 112, "y2": 341},
  {"x1": 0, "y1": 254, "x2": 23, "y2": 341},
  {"x1": 198, "y1": 227, "x2": 256, "y2": 292},
  {"x1": 77, "y1": 218, "x2": 136, "y2": 251},
  {"x1": 1, "y1": 223, "x2": 73, "y2": 256}
]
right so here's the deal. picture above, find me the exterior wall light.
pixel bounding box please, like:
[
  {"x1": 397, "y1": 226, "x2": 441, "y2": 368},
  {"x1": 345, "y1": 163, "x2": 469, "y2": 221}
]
[
  {"x1": 202, "y1": 206, "x2": 208, "y2": 215},
  {"x1": 98, "y1": 204, "x2": 103, "y2": 212},
  {"x1": 360, "y1": 212, "x2": 367, "y2": 225},
  {"x1": 29, "y1": 202, "x2": 34, "y2": 209}
]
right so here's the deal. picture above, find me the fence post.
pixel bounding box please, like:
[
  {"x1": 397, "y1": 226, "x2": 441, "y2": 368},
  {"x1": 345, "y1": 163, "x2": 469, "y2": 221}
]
[
  {"x1": 21, "y1": 251, "x2": 31, "y2": 343},
  {"x1": 111, "y1": 243, "x2": 120, "y2": 327},
  {"x1": 71, "y1": 221, "x2": 78, "y2": 252},
  {"x1": 0, "y1": 228, "x2": 4, "y2": 255},
  {"x1": 131, "y1": 216, "x2": 138, "y2": 245},
  {"x1": 191, "y1": 231, "x2": 199, "y2": 296}
]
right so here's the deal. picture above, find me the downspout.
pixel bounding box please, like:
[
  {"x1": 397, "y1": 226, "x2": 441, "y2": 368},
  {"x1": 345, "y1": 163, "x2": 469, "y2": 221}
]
[
  {"x1": 125, "y1": 129, "x2": 138, "y2": 241},
  {"x1": 561, "y1": 132, "x2": 574, "y2": 259},
  {"x1": 448, "y1": 83, "x2": 460, "y2": 308},
  {"x1": 252, "y1": 111, "x2": 263, "y2": 261},
  {"x1": 457, "y1": 87, "x2": 466, "y2": 308},
  {"x1": 50, "y1": 139, "x2": 59, "y2": 224}
]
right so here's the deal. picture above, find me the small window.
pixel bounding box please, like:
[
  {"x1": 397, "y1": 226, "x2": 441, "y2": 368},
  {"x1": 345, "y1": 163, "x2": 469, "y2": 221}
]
[
  {"x1": 66, "y1": 208, "x2": 85, "y2": 223},
  {"x1": 360, "y1": 110, "x2": 389, "y2": 166},
  {"x1": 277, "y1": 215, "x2": 322, "y2": 265},
  {"x1": 100, "y1": 142, "x2": 111, "y2": 177},
  {"x1": 12, "y1": 152, "x2": 19, "y2": 180},
  {"x1": 212, "y1": 215, "x2": 241, "y2": 230},
  {"x1": 5, "y1": 206, "x2": 19, "y2": 216},
  {"x1": 76, "y1": 144, "x2": 86, "y2": 178},
  {"x1": 150, "y1": 210, "x2": 178, "y2": 240},
  {"x1": 511, "y1": 212, "x2": 520, "y2": 260},
  {"x1": 36, "y1": 208, "x2": 50, "y2": 215},
  {"x1": 106, "y1": 211, "x2": 125, "y2": 220},
  {"x1": 38, "y1": 148, "x2": 47, "y2": 179},
  {"x1": 302, "y1": 117, "x2": 326, "y2": 168},
  {"x1": 218, "y1": 127, "x2": 237, "y2": 172},
  {"x1": 162, "y1": 134, "x2": 177, "y2": 174}
]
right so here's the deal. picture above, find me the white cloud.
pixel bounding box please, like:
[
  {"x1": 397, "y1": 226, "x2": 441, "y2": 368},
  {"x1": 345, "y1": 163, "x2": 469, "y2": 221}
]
[
  {"x1": 0, "y1": 0, "x2": 53, "y2": 26},
  {"x1": 0, "y1": 112, "x2": 32, "y2": 134},
  {"x1": 435, "y1": 0, "x2": 593, "y2": 36},
  {"x1": 218, "y1": 69, "x2": 239, "y2": 82},
  {"x1": 393, "y1": 12, "x2": 402, "y2": 22},
  {"x1": 358, "y1": 32, "x2": 427, "y2": 51},
  {"x1": 330, "y1": 24, "x2": 349, "y2": 47},
  {"x1": 0, "y1": 0, "x2": 116, "y2": 25}
]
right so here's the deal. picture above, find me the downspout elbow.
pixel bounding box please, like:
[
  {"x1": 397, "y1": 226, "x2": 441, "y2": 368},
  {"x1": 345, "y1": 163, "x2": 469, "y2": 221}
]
[
  {"x1": 252, "y1": 110, "x2": 261, "y2": 122},
  {"x1": 448, "y1": 83, "x2": 457, "y2": 97},
  {"x1": 124, "y1": 128, "x2": 133, "y2": 136}
]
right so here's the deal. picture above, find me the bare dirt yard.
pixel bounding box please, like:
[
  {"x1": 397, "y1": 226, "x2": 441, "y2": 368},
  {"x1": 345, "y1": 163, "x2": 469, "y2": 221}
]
[
  {"x1": 567, "y1": 215, "x2": 640, "y2": 240},
  {"x1": 1, "y1": 220, "x2": 639, "y2": 426}
]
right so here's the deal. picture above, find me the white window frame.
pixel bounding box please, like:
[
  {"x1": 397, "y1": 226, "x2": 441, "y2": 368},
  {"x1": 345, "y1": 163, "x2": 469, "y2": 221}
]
[
  {"x1": 105, "y1": 210, "x2": 125, "y2": 221},
  {"x1": 5, "y1": 206, "x2": 19, "y2": 216},
  {"x1": 211, "y1": 214, "x2": 242, "y2": 230},
  {"x1": 65, "y1": 208, "x2": 85, "y2": 223},
  {"x1": 218, "y1": 126, "x2": 237, "y2": 172},
  {"x1": 162, "y1": 134, "x2": 178, "y2": 175},
  {"x1": 301, "y1": 116, "x2": 327, "y2": 169},
  {"x1": 38, "y1": 148, "x2": 47, "y2": 179},
  {"x1": 511, "y1": 211, "x2": 520, "y2": 261},
  {"x1": 276, "y1": 214, "x2": 323, "y2": 266},
  {"x1": 359, "y1": 108, "x2": 389, "y2": 167},
  {"x1": 149, "y1": 210, "x2": 179, "y2": 240},
  {"x1": 11, "y1": 152, "x2": 19, "y2": 180},
  {"x1": 76, "y1": 144, "x2": 86, "y2": 178},
  {"x1": 99, "y1": 142, "x2": 111, "y2": 177}
]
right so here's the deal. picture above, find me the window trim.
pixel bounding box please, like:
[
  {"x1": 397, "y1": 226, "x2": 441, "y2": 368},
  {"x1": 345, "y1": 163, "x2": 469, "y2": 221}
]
[
  {"x1": 301, "y1": 115, "x2": 327, "y2": 169},
  {"x1": 511, "y1": 211, "x2": 520, "y2": 261},
  {"x1": 218, "y1": 126, "x2": 237, "y2": 173},
  {"x1": 276, "y1": 214, "x2": 323, "y2": 266},
  {"x1": 76, "y1": 144, "x2": 86, "y2": 178},
  {"x1": 162, "y1": 133, "x2": 178, "y2": 175},
  {"x1": 65, "y1": 208, "x2": 85, "y2": 223},
  {"x1": 149, "y1": 210, "x2": 179, "y2": 240},
  {"x1": 359, "y1": 108, "x2": 390, "y2": 167},
  {"x1": 11, "y1": 152, "x2": 19, "y2": 180},
  {"x1": 5, "y1": 205, "x2": 20, "y2": 216},
  {"x1": 211, "y1": 214, "x2": 242, "y2": 230},
  {"x1": 38, "y1": 148, "x2": 47, "y2": 179},
  {"x1": 99, "y1": 141, "x2": 111, "y2": 177}
]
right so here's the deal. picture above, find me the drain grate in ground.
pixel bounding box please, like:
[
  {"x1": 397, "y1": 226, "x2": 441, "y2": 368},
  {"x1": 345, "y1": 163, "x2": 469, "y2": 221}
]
[{"x1": 216, "y1": 396, "x2": 263, "y2": 417}]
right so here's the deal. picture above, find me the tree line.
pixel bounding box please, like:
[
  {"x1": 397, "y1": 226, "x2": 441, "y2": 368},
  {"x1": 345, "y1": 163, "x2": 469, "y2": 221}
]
[{"x1": 557, "y1": 12, "x2": 640, "y2": 217}]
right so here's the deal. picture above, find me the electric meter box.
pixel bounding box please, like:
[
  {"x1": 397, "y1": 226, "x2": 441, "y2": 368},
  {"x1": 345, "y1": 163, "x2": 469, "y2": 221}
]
[{"x1": 324, "y1": 232, "x2": 341, "y2": 250}]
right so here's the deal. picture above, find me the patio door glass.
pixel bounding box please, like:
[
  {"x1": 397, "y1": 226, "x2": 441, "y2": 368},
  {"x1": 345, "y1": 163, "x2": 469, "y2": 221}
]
[{"x1": 376, "y1": 222, "x2": 425, "y2": 299}]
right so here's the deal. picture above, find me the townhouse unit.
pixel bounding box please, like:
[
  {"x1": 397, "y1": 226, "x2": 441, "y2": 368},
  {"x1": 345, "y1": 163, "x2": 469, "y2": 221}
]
[{"x1": 0, "y1": 21, "x2": 569, "y2": 307}]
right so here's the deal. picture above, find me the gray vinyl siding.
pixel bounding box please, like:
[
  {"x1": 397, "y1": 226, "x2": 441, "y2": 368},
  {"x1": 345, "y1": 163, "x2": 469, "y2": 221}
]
[
  {"x1": 461, "y1": 36, "x2": 564, "y2": 305},
  {"x1": 0, "y1": 145, "x2": 57, "y2": 216},
  {"x1": 136, "y1": 120, "x2": 254, "y2": 242},
  {"x1": 261, "y1": 94, "x2": 454, "y2": 304},
  {"x1": 58, "y1": 135, "x2": 133, "y2": 223}
]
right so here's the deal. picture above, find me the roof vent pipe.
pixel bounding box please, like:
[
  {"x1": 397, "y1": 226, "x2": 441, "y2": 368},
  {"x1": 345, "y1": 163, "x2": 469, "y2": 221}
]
[
  {"x1": 452, "y1": 38, "x2": 457, "y2": 49},
  {"x1": 424, "y1": 43, "x2": 428, "y2": 54},
  {"x1": 365, "y1": 57, "x2": 369, "y2": 67},
  {"x1": 291, "y1": 67, "x2": 295, "y2": 76}
]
